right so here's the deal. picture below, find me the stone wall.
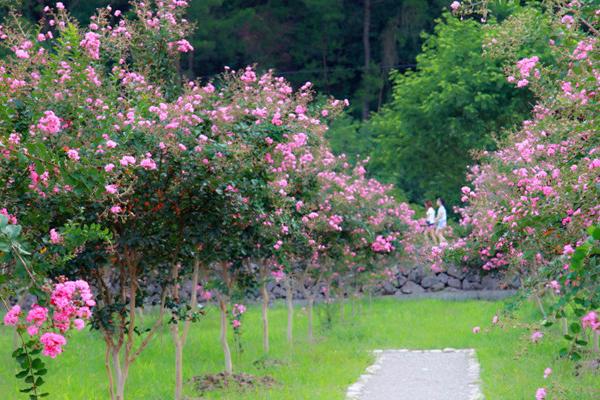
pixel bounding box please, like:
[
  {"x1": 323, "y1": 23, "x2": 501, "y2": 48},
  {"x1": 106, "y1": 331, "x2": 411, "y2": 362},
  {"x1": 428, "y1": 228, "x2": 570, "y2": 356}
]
[{"x1": 260, "y1": 265, "x2": 519, "y2": 301}]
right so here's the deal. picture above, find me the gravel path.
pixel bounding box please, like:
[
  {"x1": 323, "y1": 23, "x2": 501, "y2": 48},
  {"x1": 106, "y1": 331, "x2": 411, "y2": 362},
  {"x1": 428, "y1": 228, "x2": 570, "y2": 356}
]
[{"x1": 347, "y1": 349, "x2": 484, "y2": 400}]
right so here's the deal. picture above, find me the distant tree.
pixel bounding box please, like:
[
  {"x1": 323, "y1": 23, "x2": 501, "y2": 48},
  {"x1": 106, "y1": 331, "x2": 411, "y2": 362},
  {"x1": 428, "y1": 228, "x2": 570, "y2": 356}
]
[{"x1": 341, "y1": 10, "x2": 544, "y2": 207}]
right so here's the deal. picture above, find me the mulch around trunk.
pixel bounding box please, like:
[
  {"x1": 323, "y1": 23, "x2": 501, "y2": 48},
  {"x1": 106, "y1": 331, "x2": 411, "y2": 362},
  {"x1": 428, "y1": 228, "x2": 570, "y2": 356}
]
[{"x1": 189, "y1": 372, "x2": 277, "y2": 395}]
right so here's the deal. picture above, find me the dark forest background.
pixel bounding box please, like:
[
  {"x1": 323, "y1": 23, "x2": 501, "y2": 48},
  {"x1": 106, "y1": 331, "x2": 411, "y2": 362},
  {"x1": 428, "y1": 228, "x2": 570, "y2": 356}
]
[{"x1": 1, "y1": 0, "x2": 540, "y2": 210}]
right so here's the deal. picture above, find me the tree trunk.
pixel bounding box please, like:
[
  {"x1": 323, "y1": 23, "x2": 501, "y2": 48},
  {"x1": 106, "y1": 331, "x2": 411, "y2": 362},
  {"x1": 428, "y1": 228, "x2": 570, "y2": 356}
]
[
  {"x1": 286, "y1": 277, "x2": 294, "y2": 344},
  {"x1": 261, "y1": 280, "x2": 270, "y2": 354},
  {"x1": 219, "y1": 296, "x2": 233, "y2": 375},
  {"x1": 112, "y1": 348, "x2": 127, "y2": 400},
  {"x1": 533, "y1": 294, "x2": 546, "y2": 318},
  {"x1": 361, "y1": 0, "x2": 371, "y2": 120},
  {"x1": 171, "y1": 325, "x2": 184, "y2": 400},
  {"x1": 593, "y1": 330, "x2": 599, "y2": 353},
  {"x1": 339, "y1": 297, "x2": 346, "y2": 322},
  {"x1": 307, "y1": 296, "x2": 315, "y2": 342}
]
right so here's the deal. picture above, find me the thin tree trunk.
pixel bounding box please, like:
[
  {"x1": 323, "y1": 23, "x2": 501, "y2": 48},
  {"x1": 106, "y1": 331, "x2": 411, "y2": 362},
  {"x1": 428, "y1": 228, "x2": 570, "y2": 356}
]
[
  {"x1": 593, "y1": 330, "x2": 599, "y2": 353},
  {"x1": 218, "y1": 296, "x2": 233, "y2": 374},
  {"x1": 172, "y1": 329, "x2": 184, "y2": 400},
  {"x1": 261, "y1": 280, "x2": 270, "y2": 354},
  {"x1": 561, "y1": 317, "x2": 568, "y2": 336},
  {"x1": 286, "y1": 277, "x2": 294, "y2": 344},
  {"x1": 340, "y1": 297, "x2": 346, "y2": 322},
  {"x1": 533, "y1": 294, "x2": 546, "y2": 318},
  {"x1": 112, "y1": 348, "x2": 127, "y2": 400},
  {"x1": 361, "y1": 0, "x2": 371, "y2": 120},
  {"x1": 307, "y1": 296, "x2": 315, "y2": 342},
  {"x1": 104, "y1": 341, "x2": 116, "y2": 400}
]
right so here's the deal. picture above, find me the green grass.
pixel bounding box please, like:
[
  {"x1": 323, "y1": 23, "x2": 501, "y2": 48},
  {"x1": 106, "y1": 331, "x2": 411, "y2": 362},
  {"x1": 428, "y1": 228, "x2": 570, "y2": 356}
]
[{"x1": 1, "y1": 297, "x2": 598, "y2": 399}]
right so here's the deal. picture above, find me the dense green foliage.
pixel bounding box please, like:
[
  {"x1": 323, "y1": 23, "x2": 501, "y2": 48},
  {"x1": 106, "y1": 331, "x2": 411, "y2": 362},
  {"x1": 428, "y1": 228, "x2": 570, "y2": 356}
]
[{"x1": 329, "y1": 11, "x2": 541, "y2": 207}]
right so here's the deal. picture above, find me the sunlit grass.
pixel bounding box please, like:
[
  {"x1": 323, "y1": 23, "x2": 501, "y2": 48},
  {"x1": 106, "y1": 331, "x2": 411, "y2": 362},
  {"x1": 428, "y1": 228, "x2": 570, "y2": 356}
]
[{"x1": 1, "y1": 297, "x2": 597, "y2": 399}]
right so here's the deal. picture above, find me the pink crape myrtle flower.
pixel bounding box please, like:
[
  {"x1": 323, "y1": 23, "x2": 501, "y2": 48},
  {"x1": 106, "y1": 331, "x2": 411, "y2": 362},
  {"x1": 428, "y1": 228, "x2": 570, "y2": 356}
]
[
  {"x1": 26, "y1": 305, "x2": 49, "y2": 326},
  {"x1": 49, "y1": 228, "x2": 63, "y2": 244},
  {"x1": 450, "y1": 1, "x2": 460, "y2": 11},
  {"x1": 232, "y1": 319, "x2": 241, "y2": 329},
  {"x1": 73, "y1": 318, "x2": 85, "y2": 331},
  {"x1": 66, "y1": 149, "x2": 80, "y2": 161},
  {"x1": 535, "y1": 387, "x2": 547, "y2": 400},
  {"x1": 40, "y1": 332, "x2": 67, "y2": 358},
  {"x1": 105, "y1": 184, "x2": 118, "y2": 194},
  {"x1": 169, "y1": 39, "x2": 193, "y2": 53},
  {"x1": 581, "y1": 311, "x2": 599, "y2": 331},
  {"x1": 37, "y1": 111, "x2": 61, "y2": 134},
  {"x1": 80, "y1": 32, "x2": 101, "y2": 59},
  {"x1": 3, "y1": 304, "x2": 21, "y2": 326},
  {"x1": 531, "y1": 331, "x2": 544, "y2": 343},
  {"x1": 232, "y1": 304, "x2": 246, "y2": 317},
  {"x1": 543, "y1": 368, "x2": 552, "y2": 379},
  {"x1": 140, "y1": 155, "x2": 157, "y2": 170},
  {"x1": 472, "y1": 326, "x2": 480, "y2": 334}
]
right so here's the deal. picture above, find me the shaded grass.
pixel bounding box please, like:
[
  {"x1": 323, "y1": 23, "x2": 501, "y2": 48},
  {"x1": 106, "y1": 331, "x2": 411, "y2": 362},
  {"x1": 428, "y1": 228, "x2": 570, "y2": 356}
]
[{"x1": 0, "y1": 297, "x2": 598, "y2": 399}]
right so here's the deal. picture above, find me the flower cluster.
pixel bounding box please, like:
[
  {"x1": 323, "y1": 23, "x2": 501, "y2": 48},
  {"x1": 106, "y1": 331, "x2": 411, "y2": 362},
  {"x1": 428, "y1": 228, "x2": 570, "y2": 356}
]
[{"x1": 3, "y1": 280, "x2": 95, "y2": 358}]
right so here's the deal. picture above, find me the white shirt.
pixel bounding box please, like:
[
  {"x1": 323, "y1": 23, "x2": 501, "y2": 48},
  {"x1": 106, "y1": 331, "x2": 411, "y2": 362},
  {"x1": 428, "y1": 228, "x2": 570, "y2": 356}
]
[
  {"x1": 426, "y1": 207, "x2": 435, "y2": 224},
  {"x1": 436, "y1": 205, "x2": 447, "y2": 224}
]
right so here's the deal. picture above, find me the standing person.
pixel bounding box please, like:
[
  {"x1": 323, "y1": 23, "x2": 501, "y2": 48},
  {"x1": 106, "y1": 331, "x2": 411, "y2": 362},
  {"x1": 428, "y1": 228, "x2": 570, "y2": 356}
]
[
  {"x1": 425, "y1": 200, "x2": 437, "y2": 243},
  {"x1": 435, "y1": 197, "x2": 447, "y2": 244}
]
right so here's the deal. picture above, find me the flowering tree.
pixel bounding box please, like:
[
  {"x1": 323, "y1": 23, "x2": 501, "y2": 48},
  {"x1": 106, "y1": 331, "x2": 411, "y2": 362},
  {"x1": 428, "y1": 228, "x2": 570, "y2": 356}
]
[{"x1": 443, "y1": 0, "x2": 599, "y2": 366}]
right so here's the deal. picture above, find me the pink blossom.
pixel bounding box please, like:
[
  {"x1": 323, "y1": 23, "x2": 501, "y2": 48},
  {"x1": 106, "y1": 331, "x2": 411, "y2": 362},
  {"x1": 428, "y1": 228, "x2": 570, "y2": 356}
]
[
  {"x1": 37, "y1": 111, "x2": 61, "y2": 134},
  {"x1": 232, "y1": 319, "x2": 241, "y2": 329},
  {"x1": 450, "y1": 1, "x2": 460, "y2": 11},
  {"x1": 561, "y1": 15, "x2": 575, "y2": 28},
  {"x1": 80, "y1": 32, "x2": 101, "y2": 59},
  {"x1": 169, "y1": 39, "x2": 193, "y2": 53},
  {"x1": 472, "y1": 326, "x2": 480, "y2": 334},
  {"x1": 3, "y1": 305, "x2": 21, "y2": 326},
  {"x1": 492, "y1": 315, "x2": 499, "y2": 324},
  {"x1": 140, "y1": 157, "x2": 157, "y2": 170},
  {"x1": 49, "y1": 228, "x2": 62, "y2": 244},
  {"x1": 26, "y1": 305, "x2": 48, "y2": 326},
  {"x1": 531, "y1": 331, "x2": 544, "y2": 343},
  {"x1": 105, "y1": 184, "x2": 118, "y2": 194},
  {"x1": 14, "y1": 49, "x2": 29, "y2": 59},
  {"x1": 73, "y1": 319, "x2": 85, "y2": 331},
  {"x1": 232, "y1": 304, "x2": 246, "y2": 316},
  {"x1": 66, "y1": 149, "x2": 80, "y2": 161},
  {"x1": 581, "y1": 311, "x2": 599, "y2": 331},
  {"x1": 119, "y1": 155, "x2": 136, "y2": 166},
  {"x1": 535, "y1": 387, "x2": 546, "y2": 400},
  {"x1": 40, "y1": 332, "x2": 67, "y2": 358},
  {"x1": 106, "y1": 140, "x2": 117, "y2": 148},
  {"x1": 563, "y1": 244, "x2": 575, "y2": 255},
  {"x1": 543, "y1": 368, "x2": 552, "y2": 379},
  {"x1": 110, "y1": 205, "x2": 123, "y2": 214},
  {"x1": 105, "y1": 163, "x2": 115, "y2": 172},
  {"x1": 27, "y1": 325, "x2": 39, "y2": 336}
]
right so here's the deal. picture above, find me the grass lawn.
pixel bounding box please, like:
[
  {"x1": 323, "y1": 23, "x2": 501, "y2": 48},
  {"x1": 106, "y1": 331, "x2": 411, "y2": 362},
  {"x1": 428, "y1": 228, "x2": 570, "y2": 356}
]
[{"x1": 0, "y1": 297, "x2": 598, "y2": 399}]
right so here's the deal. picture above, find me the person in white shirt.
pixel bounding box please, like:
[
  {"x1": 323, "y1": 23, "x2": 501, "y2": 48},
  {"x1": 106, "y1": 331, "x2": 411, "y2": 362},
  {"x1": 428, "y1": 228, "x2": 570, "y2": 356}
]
[
  {"x1": 425, "y1": 200, "x2": 436, "y2": 243},
  {"x1": 435, "y1": 197, "x2": 447, "y2": 244}
]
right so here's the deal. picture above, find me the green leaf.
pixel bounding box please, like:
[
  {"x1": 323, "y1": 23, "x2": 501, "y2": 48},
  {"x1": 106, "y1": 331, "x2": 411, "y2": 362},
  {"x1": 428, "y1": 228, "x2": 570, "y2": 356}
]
[
  {"x1": 15, "y1": 370, "x2": 28, "y2": 379},
  {"x1": 569, "y1": 322, "x2": 581, "y2": 334},
  {"x1": 31, "y1": 358, "x2": 44, "y2": 370}
]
